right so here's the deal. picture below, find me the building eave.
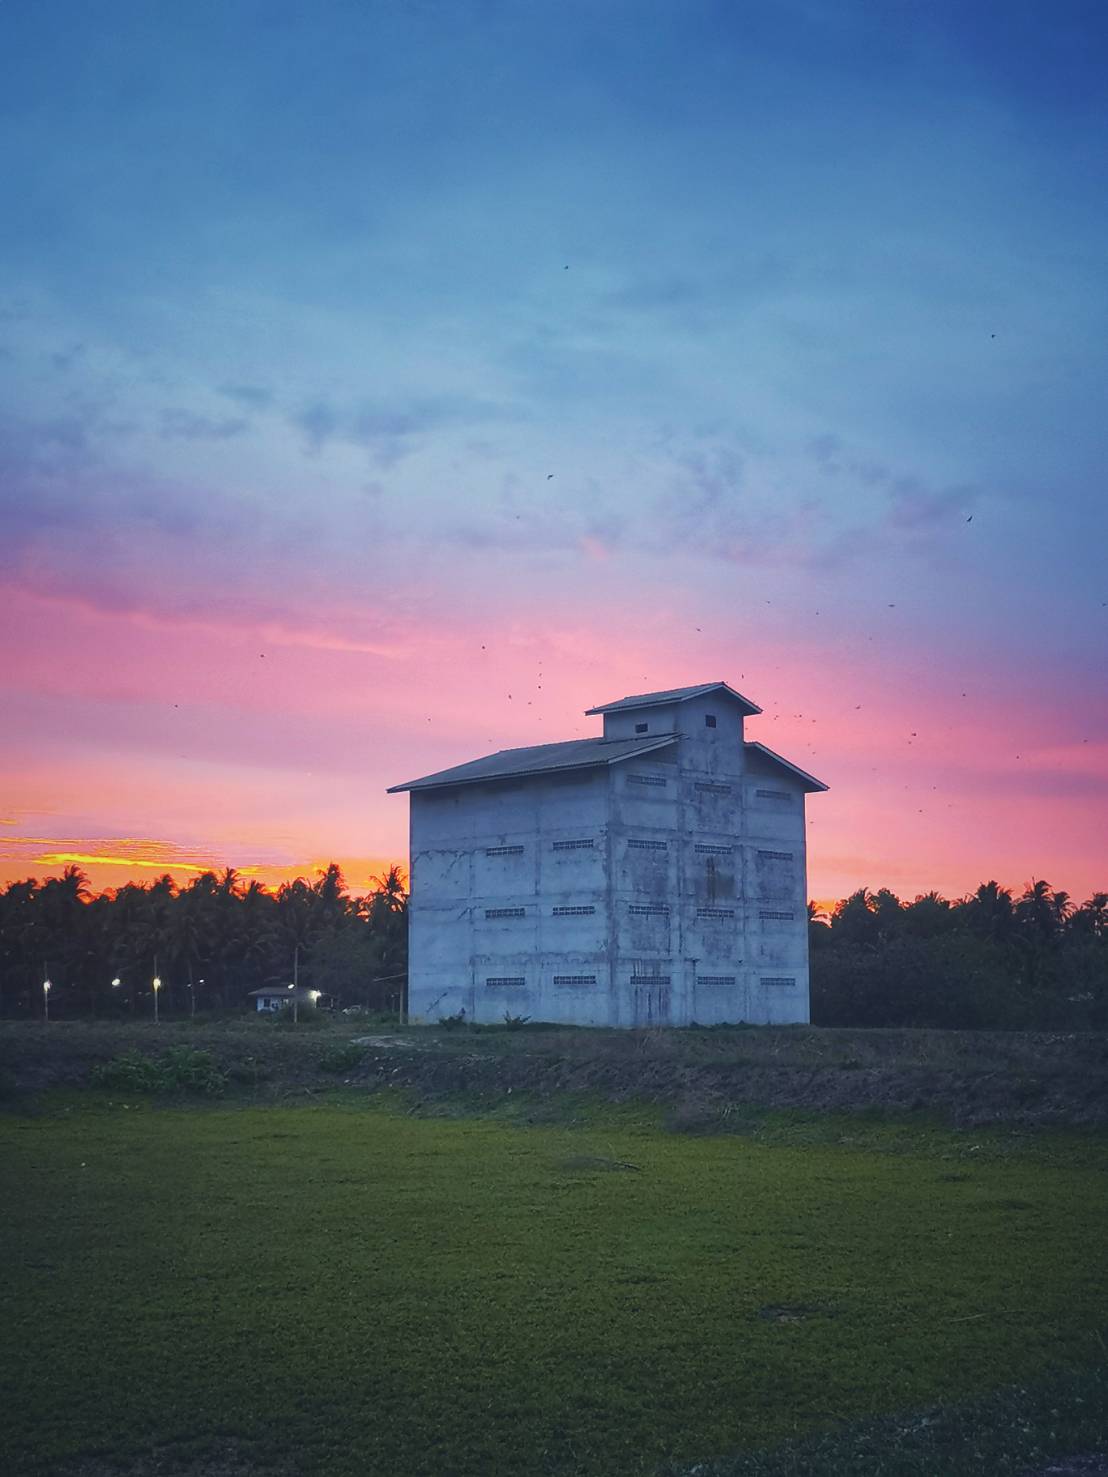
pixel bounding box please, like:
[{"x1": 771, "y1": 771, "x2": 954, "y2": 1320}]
[{"x1": 744, "y1": 741, "x2": 829, "y2": 792}]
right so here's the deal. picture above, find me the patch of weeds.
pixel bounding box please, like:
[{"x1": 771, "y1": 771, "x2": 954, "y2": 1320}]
[
  {"x1": 501, "y1": 1012, "x2": 532, "y2": 1029},
  {"x1": 437, "y1": 1011, "x2": 469, "y2": 1029},
  {"x1": 667, "y1": 1364, "x2": 1108, "y2": 1476},
  {"x1": 316, "y1": 1041, "x2": 365, "y2": 1075},
  {"x1": 91, "y1": 1047, "x2": 227, "y2": 1096},
  {"x1": 666, "y1": 1100, "x2": 727, "y2": 1135},
  {"x1": 269, "y1": 1003, "x2": 330, "y2": 1029},
  {"x1": 226, "y1": 1056, "x2": 273, "y2": 1086}
]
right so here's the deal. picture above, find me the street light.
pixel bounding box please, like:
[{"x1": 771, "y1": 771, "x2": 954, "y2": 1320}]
[
  {"x1": 152, "y1": 975, "x2": 162, "y2": 1024},
  {"x1": 42, "y1": 978, "x2": 52, "y2": 1022},
  {"x1": 111, "y1": 977, "x2": 121, "y2": 989}
]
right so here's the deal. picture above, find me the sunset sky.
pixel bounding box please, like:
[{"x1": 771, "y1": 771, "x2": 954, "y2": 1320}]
[{"x1": 2, "y1": 1, "x2": 1106, "y2": 905}]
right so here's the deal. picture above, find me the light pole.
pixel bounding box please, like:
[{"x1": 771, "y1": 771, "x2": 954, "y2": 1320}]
[
  {"x1": 42, "y1": 977, "x2": 52, "y2": 1022},
  {"x1": 152, "y1": 974, "x2": 162, "y2": 1024}
]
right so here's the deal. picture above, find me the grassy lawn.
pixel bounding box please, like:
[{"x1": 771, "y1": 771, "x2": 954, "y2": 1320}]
[{"x1": 1, "y1": 1094, "x2": 1106, "y2": 1476}]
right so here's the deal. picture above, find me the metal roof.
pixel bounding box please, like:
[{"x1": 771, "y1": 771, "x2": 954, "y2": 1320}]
[
  {"x1": 744, "y1": 741, "x2": 828, "y2": 792},
  {"x1": 585, "y1": 681, "x2": 762, "y2": 717},
  {"x1": 387, "y1": 733, "x2": 678, "y2": 793}
]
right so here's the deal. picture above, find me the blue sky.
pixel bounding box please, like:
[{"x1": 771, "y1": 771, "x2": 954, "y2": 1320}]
[{"x1": 1, "y1": 0, "x2": 1106, "y2": 898}]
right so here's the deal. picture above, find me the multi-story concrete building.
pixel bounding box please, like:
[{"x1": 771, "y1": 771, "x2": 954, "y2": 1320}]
[{"x1": 387, "y1": 682, "x2": 827, "y2": 1026}]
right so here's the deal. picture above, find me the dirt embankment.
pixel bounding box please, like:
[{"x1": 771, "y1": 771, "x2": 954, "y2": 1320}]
[{"x1": 3, "y1": 1021, "x2": 1108, "y2": 1127}]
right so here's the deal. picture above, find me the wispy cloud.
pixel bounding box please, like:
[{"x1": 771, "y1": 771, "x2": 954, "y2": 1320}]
[
  {"x1": 217, "y1": 383, "x2": 274, "y2": 409},
  {"x1": 159, "y1": 408, "x2": 248, "y2": 440}
]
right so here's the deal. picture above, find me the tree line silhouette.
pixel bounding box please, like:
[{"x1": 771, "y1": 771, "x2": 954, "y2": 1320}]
[
  {"x1": 1, "y1": 867, "x2": 1104, "y2": 1028},
  {"x1": 810, "y1": 880, "x2": 1108, "y2": 1029},
  {"x1": 0, "y1": 863, "x2": 408, "y2": 1019}
]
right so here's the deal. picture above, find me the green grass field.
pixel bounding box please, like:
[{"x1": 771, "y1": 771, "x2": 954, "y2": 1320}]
[{"x1": 2, "y1": 1092, "x2": 1107, "y2": 1476}]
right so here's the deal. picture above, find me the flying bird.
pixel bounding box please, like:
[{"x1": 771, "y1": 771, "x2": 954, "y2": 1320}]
[
  {"x1": 966, "y1": 515, "x2": 973, "y2": 523},
  {"x1": 547, "y1": 474, "x2": 554, "y2": 479}
]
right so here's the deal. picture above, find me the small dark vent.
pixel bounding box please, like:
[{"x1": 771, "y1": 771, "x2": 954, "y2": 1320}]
[
  {"x1": 485, "y1": 907, "x2": 525, "y2": 919},
  {"x1": 696, "y1": 782, "x2": 731, "y2": 795},
  {"x1": 552, "y1": 905, "x2": 596, "y2": 917},
  {"x1": 697, "y1": 907, "x2": 735, "y2": 920},
  {"x1": 634, "y1": 722, "x2": 648, "y2": 733},
  {"x1": 552, "y1": 838, "x2": 595, "y2": 851},
  {"x1": 627, "y1": 773, "x2": 667, "y2": 787},
  {"x1": 759, "y1": 909, "x2": 795, "y2": 921},
  {"x1": 755, "y1": 788, "x2": 792, "y2": 801},
  {"x1": 698, "y1": 975, "x2": 736, "y2": 987},
  {"x1": 486, "y1": 977, "x2": 526, "y2": 987},
  {"x1": 485, "y1": 845, "x2": 524, "y2": 857},
  {"x1": 631, "y1": 974, "x2": 671, "y2": 986},
  {"x1": 757, "y1": 850, "x2": 793, "y2": 862},
  {"x1": 554, "y1": 974, "x2": 597, "y2": 987},
  {"x1": 695, "y1": 843, "x2": 733, "y2": 855},
  {"x1": 705, "y1": 714, "x2": 717, "y2": 728},
  {"x1": 627, "y1": 838, "x2": 667, "y2": 851},
  {"x1": 628, "y1": 903, "x2": 669, "y2": 916},
  {"x1": 761, "y1": 976, "x2": 797, "y2": 987}
]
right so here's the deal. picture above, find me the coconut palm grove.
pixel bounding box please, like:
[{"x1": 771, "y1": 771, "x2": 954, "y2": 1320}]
[{"x1": 1, "y1": 864, "x2": 1102, "y2": 1029}]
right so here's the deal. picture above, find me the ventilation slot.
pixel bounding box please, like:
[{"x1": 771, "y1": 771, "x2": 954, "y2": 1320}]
[
  {"x1": 627, "y1": 773, "x2": 667, "y2": 787},
  {"x1": 627, "y1": 838, "x2": 667, "y2": 850},
  {"x1": 486, "y1": 845, "x2": 523, "y2": 857},
  {"x1": 695, "y1": 843, "x2": 733, "y2": 855},
  {"x1": 696, "y1": 782, "x2": 731, "y2": 795},
  {"x1": 484, "y1": 907, "x2": 525, "y2": 920},
  {"x1": 755, "y1": 788, "x2": 792, "y2": 801},
  {"x1": 757, "y1": 850, "x2": 793, "y2": 862},
  {"x1": 761, "y1": 976, "x2": 797, "y2": 987},
  {"x1": 631, "y1": 974, "x2": 670, "y2": 986},
  {"x1": 697, "y1": 908, "x2": 735, "y2": 920},
  {"x1": 552, "y1": 838, "x2": 594, "y2": 851},
  {"x1": 628, "y1": 903, "x2": 669, "y2": 916},
  {"x1": 486, "y1": 977, "x2": 525, "y2": 987},
  {"x1": 759, "y1": 909, "x2": 795, "y2": 921},
  {"x1": 698, "y1": 975, "x2": 736, "y2": 987},
  {"x1": 552, "y1": 905, "x2": 596, "y2": 917},
  {"x1": 554, "y1": 974, "x2": 597, "y2": 987}
]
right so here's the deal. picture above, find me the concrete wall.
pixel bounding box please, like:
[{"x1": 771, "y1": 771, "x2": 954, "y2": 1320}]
[
  {"x1": 407, "y1": 768, "x2": 614, "y2": 1025},
  {"x1": 406, "y1": 698, "x2": 812, "y2": 1027}
]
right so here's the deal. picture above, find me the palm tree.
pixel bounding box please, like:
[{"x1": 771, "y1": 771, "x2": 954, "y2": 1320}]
[
  {"x1": 1071, "y1": 893, "x2": 1108, "y2": 938},
  {"x1": 963, "y1": 881, "x2": 1014, "y2": 941},
  {"x1": 371, "y1": 865, "x2": 408, "y2": 913}
]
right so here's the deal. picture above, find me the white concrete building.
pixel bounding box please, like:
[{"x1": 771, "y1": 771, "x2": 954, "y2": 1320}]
[{"x1": 387, "y1": 682, "x2": 827, "y2": 1027}]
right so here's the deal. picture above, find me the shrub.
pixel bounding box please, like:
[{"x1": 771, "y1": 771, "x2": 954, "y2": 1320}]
[
  {"x1": 269, "y1": 1001, "x2": 329, "y2": 1029},
  {"x1": 317, "y1": 1041, "x2": 365, "y2": 1075},
  {"x1": 437, "y1": 1011, "x2": 468, "y2": 1029},
  {"x1": 501, "y1": 1013, "x2": 532, "y2": 1030},
  {"x1": 226, "y1": 1056, "x2": 273, "y2": 1085},
  {"x1": 91, "y1": 1048, "x2": 227, "y2": 1096}
]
